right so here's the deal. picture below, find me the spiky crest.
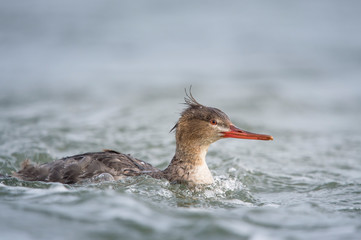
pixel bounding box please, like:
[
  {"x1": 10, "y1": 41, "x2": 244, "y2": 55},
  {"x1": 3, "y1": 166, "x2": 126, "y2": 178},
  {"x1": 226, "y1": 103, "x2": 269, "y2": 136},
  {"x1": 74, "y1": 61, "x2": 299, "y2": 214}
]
[
  {"x1": 184, "y1": 86, "x2": 203, "y2": 108},
  {"x1": 170, "y1": 87, "x2": 205, "y2": 133}
]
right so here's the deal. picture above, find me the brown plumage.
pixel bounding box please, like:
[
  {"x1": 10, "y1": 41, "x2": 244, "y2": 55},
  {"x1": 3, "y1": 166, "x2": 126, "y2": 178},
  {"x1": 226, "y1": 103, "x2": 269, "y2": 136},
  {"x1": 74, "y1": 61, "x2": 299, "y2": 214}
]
[
  {"x1": 14, "y1": 150, "x2": 163, "y2": 184},
  {"x1": 13, "y1": 90, "x2": 273, "y2": 185}
]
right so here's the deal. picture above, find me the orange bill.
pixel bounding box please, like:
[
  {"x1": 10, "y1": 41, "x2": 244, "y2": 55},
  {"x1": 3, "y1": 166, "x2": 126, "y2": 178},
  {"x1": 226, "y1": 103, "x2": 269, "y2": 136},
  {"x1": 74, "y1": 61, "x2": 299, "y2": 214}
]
[{"x1": 222, "y1": 125, "x2": 273, "y2": 140}]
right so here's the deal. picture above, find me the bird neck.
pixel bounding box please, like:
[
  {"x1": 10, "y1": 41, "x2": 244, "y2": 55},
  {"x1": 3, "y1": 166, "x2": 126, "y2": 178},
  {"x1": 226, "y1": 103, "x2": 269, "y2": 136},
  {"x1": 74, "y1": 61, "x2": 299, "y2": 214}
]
[{"x1": 163, "y1": 141, "x2": 214, "y2": 185}]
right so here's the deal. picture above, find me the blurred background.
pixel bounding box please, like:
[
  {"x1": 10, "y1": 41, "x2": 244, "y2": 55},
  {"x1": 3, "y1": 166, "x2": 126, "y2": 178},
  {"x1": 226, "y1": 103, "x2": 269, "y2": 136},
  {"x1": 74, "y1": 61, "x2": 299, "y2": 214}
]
[
  {"x1": 1, "y1": 0, "x2": 361, "y2": 98},
  {"x1": 1, "y1": 1, "x2": 361, "y2": 240},
  {"x1": 1, "y1": 0, "x2": 360, "y2": 132}
]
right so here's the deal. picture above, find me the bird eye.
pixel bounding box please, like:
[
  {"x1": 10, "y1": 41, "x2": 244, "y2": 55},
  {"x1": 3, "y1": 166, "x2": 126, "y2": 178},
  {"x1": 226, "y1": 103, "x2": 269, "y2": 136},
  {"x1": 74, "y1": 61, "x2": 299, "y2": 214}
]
[{"x1": 210, "y1": 120, "x2": 217, "y2": 125}]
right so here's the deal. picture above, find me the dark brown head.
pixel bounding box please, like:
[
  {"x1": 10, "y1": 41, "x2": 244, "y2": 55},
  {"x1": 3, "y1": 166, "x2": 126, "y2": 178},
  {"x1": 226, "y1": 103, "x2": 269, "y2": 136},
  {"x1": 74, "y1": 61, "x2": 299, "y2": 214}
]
[{"x1": 171, "y1": 91, "x2": 273, "y2": 147}]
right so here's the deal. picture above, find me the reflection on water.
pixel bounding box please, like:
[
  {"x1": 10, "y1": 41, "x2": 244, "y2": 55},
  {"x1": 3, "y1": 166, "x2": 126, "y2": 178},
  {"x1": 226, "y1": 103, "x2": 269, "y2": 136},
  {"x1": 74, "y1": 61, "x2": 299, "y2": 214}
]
[{"x1": 1, "y1": 1, "x2": 361, "y2": 240}]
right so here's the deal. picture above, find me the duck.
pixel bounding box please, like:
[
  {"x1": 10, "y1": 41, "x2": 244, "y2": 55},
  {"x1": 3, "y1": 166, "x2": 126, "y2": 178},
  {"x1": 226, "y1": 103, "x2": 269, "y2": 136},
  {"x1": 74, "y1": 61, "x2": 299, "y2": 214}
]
[{"x1": 13, "y1": 90, "x2": 273, "y2": 185}]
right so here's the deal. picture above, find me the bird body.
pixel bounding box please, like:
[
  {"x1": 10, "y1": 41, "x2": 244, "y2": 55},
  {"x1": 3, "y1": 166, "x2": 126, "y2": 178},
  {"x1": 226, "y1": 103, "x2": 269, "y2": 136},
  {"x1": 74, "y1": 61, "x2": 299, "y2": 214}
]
[{"x1": 14, "y1": 91, "x2": 273, "y2": 185}]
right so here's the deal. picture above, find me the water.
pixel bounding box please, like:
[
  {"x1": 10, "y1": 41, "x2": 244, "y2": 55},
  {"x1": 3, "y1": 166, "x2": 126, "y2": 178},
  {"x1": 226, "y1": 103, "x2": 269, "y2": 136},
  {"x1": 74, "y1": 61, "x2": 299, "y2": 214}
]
[{"x1": 1, "y1": 1, "x2": 361, "y2": 239}]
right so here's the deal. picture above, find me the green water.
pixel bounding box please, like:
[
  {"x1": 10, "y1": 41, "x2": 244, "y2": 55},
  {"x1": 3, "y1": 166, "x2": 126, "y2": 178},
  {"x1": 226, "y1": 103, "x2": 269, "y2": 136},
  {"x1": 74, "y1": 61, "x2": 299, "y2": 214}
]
[
  {"x1": 1, "y1": 81, "x2": 360, "y2": 240},
  {"x1": 1, "y1": 1, "x2": 361, "y2": 239}
]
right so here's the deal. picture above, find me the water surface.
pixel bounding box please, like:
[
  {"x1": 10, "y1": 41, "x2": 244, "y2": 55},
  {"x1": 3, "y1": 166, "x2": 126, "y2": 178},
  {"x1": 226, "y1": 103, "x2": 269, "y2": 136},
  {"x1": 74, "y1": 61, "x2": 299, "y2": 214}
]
[{"x1": 1, "y1": 1, "x2": 361, "y2": 240}]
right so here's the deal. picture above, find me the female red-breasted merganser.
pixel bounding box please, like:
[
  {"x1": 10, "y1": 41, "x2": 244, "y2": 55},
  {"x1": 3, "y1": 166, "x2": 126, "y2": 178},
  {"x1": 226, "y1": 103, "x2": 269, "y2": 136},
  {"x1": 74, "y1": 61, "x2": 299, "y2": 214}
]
[{"x1": 14, "y1": 91, "x2": 273, "y2": 185}]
